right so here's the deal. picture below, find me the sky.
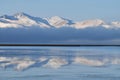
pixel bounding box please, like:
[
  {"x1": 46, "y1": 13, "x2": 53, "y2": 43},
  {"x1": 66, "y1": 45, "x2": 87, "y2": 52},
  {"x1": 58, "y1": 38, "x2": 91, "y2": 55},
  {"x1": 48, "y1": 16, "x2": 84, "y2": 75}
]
[{"x1": 0, "y1": 0, "x2": 120, "y2": 21}]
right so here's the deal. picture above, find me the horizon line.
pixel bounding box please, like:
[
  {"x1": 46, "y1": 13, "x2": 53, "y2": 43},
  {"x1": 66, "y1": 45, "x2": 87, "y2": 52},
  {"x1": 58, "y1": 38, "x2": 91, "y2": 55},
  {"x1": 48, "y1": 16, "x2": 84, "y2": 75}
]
[{"x1": 0, "y1": 44, "x2": 120, "y2": 47}]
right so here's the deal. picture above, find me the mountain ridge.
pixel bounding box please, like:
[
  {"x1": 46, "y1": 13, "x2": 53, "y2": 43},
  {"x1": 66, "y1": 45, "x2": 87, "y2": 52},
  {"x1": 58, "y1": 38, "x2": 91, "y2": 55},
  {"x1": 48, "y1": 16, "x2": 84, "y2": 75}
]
[{"x1": 0, "y1": 12, "x2": 120, "y2": 29}]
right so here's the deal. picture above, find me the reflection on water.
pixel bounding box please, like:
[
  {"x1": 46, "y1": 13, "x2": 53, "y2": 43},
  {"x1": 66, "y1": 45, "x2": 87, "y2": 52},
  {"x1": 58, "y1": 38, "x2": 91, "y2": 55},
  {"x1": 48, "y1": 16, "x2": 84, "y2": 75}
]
[{"x1": 0, "y1": 46, "x2": 120, "y2": 80}]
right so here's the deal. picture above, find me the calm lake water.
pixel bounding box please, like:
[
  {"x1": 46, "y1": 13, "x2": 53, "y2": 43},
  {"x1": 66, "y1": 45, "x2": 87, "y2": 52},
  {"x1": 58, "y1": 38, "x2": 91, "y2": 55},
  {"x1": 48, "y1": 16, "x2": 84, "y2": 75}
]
[{"x1": 0, "y1": 46, "x2": 120, "y2": 80}]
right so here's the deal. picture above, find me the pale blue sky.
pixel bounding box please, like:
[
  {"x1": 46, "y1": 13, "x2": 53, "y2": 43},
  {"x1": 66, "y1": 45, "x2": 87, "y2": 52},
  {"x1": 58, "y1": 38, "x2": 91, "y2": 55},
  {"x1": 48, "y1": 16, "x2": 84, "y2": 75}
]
[{"x1": 0, "y1": 0, "x2": 120, "y2": 21}]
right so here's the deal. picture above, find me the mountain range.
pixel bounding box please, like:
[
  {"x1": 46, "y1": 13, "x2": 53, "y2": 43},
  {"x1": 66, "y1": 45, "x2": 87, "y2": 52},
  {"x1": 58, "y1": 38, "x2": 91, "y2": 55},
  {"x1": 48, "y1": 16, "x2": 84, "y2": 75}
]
[
  {"x1": 0, "y1": 12, "x2": 120, "y2": 44},
  {"x1": 0, "y1": 12, "x2": 120, "y2": 29}
]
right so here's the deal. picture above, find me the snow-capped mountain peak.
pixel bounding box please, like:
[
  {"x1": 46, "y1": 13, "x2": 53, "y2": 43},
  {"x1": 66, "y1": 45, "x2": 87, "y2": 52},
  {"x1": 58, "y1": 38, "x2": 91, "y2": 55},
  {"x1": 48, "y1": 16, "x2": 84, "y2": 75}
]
[
  {"x1": 49, "y1": 16, "x2": 63, "y2": 21},
  {"x1": 47, "y1": 16, "x2": 71, "y2": 28},
  {"x1": 14, "y1": 12, "x2": 30, "y2": 19}
]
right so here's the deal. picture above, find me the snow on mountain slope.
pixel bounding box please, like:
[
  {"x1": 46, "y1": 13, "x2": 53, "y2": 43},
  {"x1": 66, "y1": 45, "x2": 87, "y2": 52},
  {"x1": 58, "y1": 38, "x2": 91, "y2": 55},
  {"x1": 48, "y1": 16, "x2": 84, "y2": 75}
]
[
  {"x1": 111, "y1": 21, "x2": 120, "y2": 28},
  {"x1": 0, "y1": 22, "x2": 20, "y2": 28},
  {"x1": 72, "y1": 19, "x2": 107, "y2": 29},
  {"x1": 14, "y1": 12, "x2": 50, "y2": 28},
  {"x1": 0, "y1": 12, "x2": 50, "y2": 28},
  {"x1": 0, "y1": 12, "x2": 120, "y2": 29},
  {"x1": 13, "y1": 12, "x2": 37, "y2": 26},
  {"x1": 46, "y1": 16, "x2": 71, "y2": 28}
]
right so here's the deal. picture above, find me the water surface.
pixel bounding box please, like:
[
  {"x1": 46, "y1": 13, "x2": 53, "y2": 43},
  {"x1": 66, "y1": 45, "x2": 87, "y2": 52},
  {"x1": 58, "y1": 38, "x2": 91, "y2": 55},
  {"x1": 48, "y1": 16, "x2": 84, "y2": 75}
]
[{"x1": 0, "y1": 46, "x2": 120, "y2": 80}]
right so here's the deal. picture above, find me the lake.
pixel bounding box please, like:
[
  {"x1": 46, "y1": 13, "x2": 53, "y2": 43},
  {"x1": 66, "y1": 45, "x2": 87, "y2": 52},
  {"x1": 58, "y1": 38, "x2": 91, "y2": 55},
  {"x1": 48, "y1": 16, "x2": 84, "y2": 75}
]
[{"x1": 0, "y1": 46, "x2": 120, "y2": 80}]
